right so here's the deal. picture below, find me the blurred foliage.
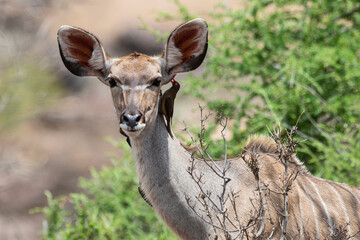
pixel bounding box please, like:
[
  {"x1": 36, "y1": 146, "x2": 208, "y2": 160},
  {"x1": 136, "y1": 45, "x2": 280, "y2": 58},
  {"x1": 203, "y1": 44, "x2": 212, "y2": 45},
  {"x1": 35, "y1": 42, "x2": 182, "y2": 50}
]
[
  {"x1": 180, "y1": 0, "x2": 360, "y2": 185},
  {"x1": 140, "y1": 0, "x2": 197, "y2": 42},
  {"x1": 0, "y1": 59, "x2": 61, "y2": 131},
  {"x1": 33, "y1": 141, "x2": 176, "y2": 240}
]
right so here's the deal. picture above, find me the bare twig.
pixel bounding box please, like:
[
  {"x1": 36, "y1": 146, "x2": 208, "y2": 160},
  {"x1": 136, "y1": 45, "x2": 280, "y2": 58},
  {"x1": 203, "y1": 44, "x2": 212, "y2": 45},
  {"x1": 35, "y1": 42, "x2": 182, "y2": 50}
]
[
  {"x1": 184, "y1": 105, "x2": 254, "y2": 239},
  {"x1": 266, "y1": 114, "x2": 303, "y2": 240},
  {"x1": 184, "y1": 107, "x2": 314, "y2": 239}
]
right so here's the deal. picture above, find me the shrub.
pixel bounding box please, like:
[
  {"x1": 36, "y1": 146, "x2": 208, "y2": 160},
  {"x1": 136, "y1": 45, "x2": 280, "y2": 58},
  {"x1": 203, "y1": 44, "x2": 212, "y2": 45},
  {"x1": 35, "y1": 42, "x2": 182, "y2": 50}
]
[
  {"x1": 179, "y1": 0, "x2": 360, "y2": 185},
  {"x1": 33, "y1": 141, "x2": 176, "y2": 240}
]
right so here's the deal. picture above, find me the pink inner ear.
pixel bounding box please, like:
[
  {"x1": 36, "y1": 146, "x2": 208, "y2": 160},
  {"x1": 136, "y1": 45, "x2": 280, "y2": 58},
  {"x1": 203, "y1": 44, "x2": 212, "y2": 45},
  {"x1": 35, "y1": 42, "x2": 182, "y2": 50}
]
[
  {"x1": 173, "y1": 27, "x2": 202, "y2": 63},
  {"x1": 64, "y1": 48, "x2": 91, "y2": 67},
  {"x1": 62, "y1": 31, "x2": 96, "y2": 64}
]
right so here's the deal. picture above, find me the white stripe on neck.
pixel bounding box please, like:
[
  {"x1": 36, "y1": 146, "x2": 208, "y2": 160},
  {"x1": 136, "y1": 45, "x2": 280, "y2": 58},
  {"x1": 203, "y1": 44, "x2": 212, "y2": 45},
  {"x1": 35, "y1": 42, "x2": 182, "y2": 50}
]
[
  {"x1": 329, "y1": 184, "x2": 351, "y2": 235},
  {"x1": 305, "y1": 176, "x2": 333, "y2": 234},
  {"x1": 298, "y1": 178, "x2": 320, "y2": 239},
  {"x1": 296, "y1": 183, "x2": 304, "y2": 239}
]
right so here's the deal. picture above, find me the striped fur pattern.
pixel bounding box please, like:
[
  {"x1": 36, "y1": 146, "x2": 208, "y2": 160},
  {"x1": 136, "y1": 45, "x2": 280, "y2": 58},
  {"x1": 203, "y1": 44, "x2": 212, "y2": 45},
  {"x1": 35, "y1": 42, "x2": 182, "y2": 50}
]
[{"x1": 243, "y1": 136, "x2": 360, "y2": 239}]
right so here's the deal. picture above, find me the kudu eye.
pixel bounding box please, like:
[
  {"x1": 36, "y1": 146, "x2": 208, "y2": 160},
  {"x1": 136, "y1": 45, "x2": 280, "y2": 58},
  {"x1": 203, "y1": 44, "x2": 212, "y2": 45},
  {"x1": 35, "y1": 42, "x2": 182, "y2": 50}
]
[
  {"x1": 151, "y1": 77, "x2": 161, "y2": 87},
  {"x1": 108, "y1": 77, "x2": 117, "y2": 88}
]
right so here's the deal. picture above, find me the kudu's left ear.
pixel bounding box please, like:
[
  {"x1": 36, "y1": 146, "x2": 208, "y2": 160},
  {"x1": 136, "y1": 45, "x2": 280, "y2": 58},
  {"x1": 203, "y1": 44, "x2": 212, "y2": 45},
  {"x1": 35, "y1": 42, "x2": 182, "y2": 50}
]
[
  {"x1": 57, "y1": 25, "x2": 111, "y2": 81},
  {"x1": 162, "y1": 18, "x2": 208, "y2": 79}
]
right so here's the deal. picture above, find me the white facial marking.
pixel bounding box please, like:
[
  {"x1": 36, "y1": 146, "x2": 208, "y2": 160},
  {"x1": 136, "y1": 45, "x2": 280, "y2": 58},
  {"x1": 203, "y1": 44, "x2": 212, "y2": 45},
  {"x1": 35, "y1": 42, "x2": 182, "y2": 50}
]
[
  {"x1": 120, "y1": 123, "x2": 146, "y2": 132},
  {"x1": 120, "y1": 85, "x2": 148, "y2": 91}
]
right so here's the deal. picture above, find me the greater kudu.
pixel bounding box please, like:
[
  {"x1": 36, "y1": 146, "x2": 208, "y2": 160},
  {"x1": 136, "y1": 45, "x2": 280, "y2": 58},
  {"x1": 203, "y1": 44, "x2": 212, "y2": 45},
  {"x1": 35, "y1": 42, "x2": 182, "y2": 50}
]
[{"x1": 57, "y1": 19, "x2": 360, "y2": 239}]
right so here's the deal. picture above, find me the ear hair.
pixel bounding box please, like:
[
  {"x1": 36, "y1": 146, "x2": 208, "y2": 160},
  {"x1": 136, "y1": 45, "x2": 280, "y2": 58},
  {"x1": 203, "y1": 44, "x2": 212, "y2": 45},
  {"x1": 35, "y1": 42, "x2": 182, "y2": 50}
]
[
  {"x1": 57, "y1": 25, "x2": 111, "y2": 79},
  {"x1": 164, "y1": 18, "x2": 208, "y2": 76}
]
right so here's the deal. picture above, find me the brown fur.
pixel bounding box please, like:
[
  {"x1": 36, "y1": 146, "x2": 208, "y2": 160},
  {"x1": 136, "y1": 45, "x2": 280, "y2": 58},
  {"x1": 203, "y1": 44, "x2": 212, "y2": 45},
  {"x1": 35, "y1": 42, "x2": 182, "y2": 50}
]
[
  {"x1": 114, "y1": 52, "x2": 157, "y2": 66},
  {"x1": 243, "y1": 135, "x2": 278, "y2": 155},
  {"x1": 244, "y1": 135, "x2": 306, "y2": 171},
  {"x1": 241, "y1": 135, "x2": 360, "y2": 239}
]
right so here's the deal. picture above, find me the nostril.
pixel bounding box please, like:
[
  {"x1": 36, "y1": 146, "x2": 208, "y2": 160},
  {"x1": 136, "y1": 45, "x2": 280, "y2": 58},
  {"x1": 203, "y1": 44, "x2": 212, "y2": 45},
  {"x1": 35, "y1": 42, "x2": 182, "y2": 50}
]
[
  {"x1": 123, "y1": 115, "x2": 130, "y2": 123},
  {"x1": 123, "y1": 113, "x2": 142, "y2": 128},
  {"x1": 135, "y1": 115, "x2": 141, "y2": 123}
]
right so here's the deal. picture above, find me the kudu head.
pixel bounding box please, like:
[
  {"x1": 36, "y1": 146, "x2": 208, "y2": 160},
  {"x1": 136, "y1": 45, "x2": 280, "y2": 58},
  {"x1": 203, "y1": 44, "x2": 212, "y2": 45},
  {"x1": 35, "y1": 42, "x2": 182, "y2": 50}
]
[{"x1": 57, "y1": 19, "x2": 208, "y2": 138}]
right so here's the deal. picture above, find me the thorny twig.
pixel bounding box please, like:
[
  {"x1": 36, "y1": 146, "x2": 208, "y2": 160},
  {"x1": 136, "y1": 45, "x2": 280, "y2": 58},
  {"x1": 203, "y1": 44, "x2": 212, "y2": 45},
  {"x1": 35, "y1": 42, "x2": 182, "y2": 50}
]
[
  {"x1": 266, "y1": 113, "x2": 303, "y2": 240},
  {"x1": 184, "y1": 105, "x2": 266, "y2": 239},
  {"x1": 183, "y1": 109, "x2": 357, "y2": 239}
]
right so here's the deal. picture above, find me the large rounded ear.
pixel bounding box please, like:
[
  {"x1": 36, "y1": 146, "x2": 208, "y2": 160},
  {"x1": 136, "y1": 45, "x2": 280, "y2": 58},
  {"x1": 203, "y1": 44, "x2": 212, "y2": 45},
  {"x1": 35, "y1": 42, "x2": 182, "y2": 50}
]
[
  {"x1": 163, "y1": 18, "x2": 208, "y2": 77},
  {"x1": 57, "y1": 25, "x2": 111, "y2": 79}
]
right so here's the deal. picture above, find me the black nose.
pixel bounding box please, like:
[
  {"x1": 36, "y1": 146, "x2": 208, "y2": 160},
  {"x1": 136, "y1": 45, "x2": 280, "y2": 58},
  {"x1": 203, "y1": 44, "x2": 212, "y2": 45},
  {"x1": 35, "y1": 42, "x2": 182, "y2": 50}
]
[{"x1": 123, "y1": 113, "x2": 142, "y2": 128}]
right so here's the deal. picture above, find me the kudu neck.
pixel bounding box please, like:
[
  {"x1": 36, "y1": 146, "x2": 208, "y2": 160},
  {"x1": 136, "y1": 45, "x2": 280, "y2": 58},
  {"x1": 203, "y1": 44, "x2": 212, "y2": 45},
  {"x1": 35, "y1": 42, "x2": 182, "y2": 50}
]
[
  {"x1": 128, "y1": 107, "x2": 192, "y2": 193},
  {"x1": 128, "y1": 112, "x2": 210, "y2": 239}
]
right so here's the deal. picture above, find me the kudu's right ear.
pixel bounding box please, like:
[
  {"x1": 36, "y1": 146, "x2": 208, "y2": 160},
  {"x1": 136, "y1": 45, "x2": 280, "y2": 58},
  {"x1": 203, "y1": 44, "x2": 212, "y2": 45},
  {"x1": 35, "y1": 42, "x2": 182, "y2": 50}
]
[
  {"x1": 57, "y1": 25, "x2": 111, "y2": 80},
  {"x1": 163, "y1": 18, "x2": 208, "y2": 80}
]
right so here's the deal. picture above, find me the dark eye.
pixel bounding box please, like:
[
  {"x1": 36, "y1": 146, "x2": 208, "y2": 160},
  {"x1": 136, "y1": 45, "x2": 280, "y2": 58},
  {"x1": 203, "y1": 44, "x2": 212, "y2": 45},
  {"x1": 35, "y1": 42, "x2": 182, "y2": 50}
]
[
  {"x1": 108, "y1": 77, "x2": 117, "y2": 88},
  {"x1": 152, "y1": 77, "x2": 161, "y2": 87}
]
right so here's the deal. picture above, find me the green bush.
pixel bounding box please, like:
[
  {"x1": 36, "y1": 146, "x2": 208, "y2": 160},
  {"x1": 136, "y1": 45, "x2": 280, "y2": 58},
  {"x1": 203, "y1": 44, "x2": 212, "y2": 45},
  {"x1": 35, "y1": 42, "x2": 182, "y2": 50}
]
[
  {"x1": 179, "y1": 0, "x2": 360, "y2": 185},
  {"x1": 33, "y1": 141, "x2": 176, "y2": 240}
]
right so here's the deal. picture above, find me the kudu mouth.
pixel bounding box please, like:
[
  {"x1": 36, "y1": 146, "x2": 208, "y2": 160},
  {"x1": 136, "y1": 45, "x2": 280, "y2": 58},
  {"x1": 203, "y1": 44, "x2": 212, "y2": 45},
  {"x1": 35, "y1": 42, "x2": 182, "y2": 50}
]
[{"x1": 119, "y1": 112, "x2": 146, "y2": 134}]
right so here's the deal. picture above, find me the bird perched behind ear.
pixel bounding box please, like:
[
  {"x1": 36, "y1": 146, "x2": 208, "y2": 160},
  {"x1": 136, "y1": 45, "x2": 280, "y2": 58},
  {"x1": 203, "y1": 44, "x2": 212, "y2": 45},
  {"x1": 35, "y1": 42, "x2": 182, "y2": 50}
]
[{"x1": 161, "y1": 79, "x2": 180, "y2": 138}]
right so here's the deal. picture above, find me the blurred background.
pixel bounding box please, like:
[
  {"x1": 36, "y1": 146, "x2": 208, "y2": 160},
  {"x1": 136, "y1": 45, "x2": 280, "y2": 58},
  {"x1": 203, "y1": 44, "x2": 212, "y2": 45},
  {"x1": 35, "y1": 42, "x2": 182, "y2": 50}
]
[
  {"x1": 1, "y1": 0, "x2": 360, "y2": 239},
  {"x1": 0, "y1": 0, "x2": 239, "y2": 239}
]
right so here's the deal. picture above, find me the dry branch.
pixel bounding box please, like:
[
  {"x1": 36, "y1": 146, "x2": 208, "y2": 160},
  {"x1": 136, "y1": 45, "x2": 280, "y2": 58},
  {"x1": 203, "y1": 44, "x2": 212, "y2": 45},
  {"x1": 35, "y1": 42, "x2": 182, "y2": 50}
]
[{"x1": 183, "y1": 109, "x2": 354, "y2": 239}]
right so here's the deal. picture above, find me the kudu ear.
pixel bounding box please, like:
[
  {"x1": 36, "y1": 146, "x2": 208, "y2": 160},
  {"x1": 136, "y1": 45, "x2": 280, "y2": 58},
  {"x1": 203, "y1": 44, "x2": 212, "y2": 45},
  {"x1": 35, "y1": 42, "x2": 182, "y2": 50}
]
[
  {"x1": 163, "y1": 18, "x2": 208, "y2": 79},
  {"x1": 57, "y1": 25, "x2": 111, "y2": 80}
]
